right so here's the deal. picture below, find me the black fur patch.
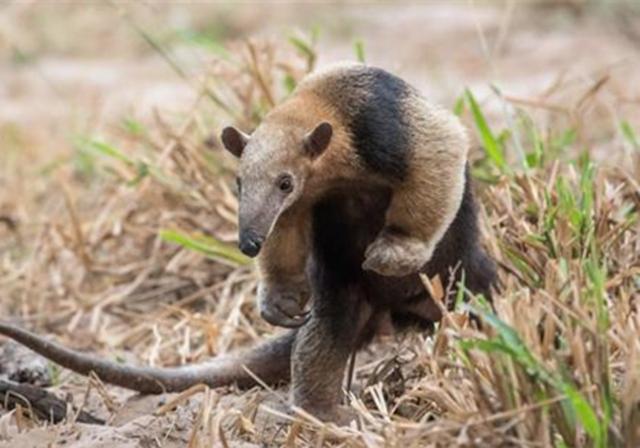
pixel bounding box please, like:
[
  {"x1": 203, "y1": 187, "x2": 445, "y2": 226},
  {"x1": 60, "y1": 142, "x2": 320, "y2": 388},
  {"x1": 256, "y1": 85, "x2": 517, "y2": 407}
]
[
  {"x1": 308, "y1": 166, "x2": 496, "y2": 335},
  {"x1": 318, "y1": 66, "x2": 414, "y2": 181},
  {"x1": 310, "y1": 189, "x2": 388, "y2": 292}
]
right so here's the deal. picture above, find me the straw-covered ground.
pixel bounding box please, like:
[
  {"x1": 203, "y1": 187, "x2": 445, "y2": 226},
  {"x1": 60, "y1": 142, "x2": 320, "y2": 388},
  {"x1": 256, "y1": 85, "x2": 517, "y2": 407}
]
[{"x1": 0, "y1": 3, "x2": 639, "y2": 447}]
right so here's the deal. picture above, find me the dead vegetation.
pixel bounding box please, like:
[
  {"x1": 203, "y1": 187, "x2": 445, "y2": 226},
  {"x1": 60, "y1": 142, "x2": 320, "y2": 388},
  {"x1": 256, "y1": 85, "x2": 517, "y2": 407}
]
[{"x1": 0, "y1": 3, "x2": 639, "y2": 447}]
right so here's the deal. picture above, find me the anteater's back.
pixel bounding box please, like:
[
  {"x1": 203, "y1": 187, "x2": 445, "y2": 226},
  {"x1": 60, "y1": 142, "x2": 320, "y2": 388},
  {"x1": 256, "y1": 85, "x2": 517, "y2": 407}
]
[{"x1": 297, "y1": 63, "x2": 431, "y2": 181}]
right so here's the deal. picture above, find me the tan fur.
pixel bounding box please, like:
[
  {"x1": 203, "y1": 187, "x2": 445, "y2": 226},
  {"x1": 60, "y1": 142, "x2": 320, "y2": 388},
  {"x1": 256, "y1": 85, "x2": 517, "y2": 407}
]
[
  {"x1": 254, "y1": 64, "x2": 468, "y2": 309},
  {"x1": 263, "y1": 91, "x2": 362, "y2": 190},
  {"x1": 257, "y1": 201, "x2": 311, "y2": 285}
]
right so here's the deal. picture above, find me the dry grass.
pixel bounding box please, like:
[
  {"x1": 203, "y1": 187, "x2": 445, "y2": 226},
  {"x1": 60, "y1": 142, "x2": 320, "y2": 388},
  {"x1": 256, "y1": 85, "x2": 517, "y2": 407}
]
[{"x1": 1, "y1": 4, "x2": 639, "y2": 448}]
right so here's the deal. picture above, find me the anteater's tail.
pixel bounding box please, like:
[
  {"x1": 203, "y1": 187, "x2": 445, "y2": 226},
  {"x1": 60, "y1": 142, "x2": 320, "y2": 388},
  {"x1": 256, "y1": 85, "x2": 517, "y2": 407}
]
[{"x1": 0, "y1": 322, "x2": 294, "y2": 393}]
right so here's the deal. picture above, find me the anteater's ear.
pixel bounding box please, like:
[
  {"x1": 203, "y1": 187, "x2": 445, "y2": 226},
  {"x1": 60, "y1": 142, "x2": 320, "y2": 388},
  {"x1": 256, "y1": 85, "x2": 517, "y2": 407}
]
[
  {"x1": 221, "y1": 126, "x2": 249, "y2": 158},
  {"x1": 303, "y1": 122, "x2": 333, "y2": 159}
]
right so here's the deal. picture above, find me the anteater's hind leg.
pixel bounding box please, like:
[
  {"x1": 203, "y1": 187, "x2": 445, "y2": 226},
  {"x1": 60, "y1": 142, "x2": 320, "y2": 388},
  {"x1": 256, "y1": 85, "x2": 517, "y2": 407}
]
[{"x1": 290, "y1": 292, "x2": 371, "y2": 422}]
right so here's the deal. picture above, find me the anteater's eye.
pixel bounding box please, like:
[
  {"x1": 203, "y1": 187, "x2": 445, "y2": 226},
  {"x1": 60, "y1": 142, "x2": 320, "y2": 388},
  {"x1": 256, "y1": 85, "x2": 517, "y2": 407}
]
[
  {"x1": 235, "y1": 178, "x2": 242, "y2": 195},
  {"x1": 277, "y1": 174, "x2": 293, "y2": 194}
]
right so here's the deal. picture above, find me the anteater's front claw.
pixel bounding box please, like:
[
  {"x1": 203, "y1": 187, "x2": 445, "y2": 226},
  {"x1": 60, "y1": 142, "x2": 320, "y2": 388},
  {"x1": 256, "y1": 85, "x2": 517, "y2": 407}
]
[
  {"x1": 363, "y1": 231, "x2": 434, "y2": 277},
  {"x1": 260, "y1": 300, "x2": 310, "y2": 328},
  {"x1": 257, "y1": 279, "x2": 311, "y2": 328}
]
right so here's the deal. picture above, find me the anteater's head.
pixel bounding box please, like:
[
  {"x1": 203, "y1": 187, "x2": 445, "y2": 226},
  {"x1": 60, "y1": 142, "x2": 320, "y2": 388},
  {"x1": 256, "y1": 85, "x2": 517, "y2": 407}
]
[{"x1": 220, "y1": 121, "x2": 332, "y2": 257}]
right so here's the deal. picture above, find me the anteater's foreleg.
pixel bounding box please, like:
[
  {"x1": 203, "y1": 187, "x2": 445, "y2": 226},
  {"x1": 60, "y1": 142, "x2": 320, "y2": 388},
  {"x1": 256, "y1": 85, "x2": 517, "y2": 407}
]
[
  {"x1": 363, "y1": 151, "x2": 467, "y2": 277},
  {"x1": 256, "y1": 202, "x2": 313, "y2": 328}
]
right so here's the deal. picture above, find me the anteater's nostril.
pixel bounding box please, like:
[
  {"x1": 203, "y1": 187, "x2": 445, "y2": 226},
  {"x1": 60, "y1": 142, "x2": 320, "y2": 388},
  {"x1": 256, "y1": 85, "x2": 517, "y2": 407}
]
[{"x1": 239, "y1": 232, "x2": 262, "y2": 257}]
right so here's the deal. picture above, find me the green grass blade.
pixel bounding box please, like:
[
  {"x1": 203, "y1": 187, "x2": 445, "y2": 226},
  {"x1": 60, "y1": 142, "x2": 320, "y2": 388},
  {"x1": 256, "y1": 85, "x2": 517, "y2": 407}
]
[
  {"x1": 283, "y1": 73, "x2": 297, "y2": 94},
  {"x1": 465, "y1": 89, "x2": 507, "y2": 172},
  {"x1": 354, "y1": 39, "x2": 366, "y2": 63},
  {"x1": 621, "y1": 120, "x2": 639, "y2": 149},
  {"x1": 289, "y1": 36, "x2": 314, "y2": 59},
  {"x1": 160, "y1": 229, "x2": 250, "y2": 266},
  {"x1": 86, "y1": 139, "x2": 135, "y2": 167},
  {"x1": 453, "y1": 94, "x2": 465, "y2": 117},
  {"x1": 563, "y1": 384, "x2": 602, "y2": 446}
]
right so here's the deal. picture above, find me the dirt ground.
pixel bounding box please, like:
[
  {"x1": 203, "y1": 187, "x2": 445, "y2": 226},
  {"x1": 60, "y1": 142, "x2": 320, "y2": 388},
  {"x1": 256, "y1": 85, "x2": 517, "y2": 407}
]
[{"x1": 0, "y1": 2, "x2": 639, "y2": 447}]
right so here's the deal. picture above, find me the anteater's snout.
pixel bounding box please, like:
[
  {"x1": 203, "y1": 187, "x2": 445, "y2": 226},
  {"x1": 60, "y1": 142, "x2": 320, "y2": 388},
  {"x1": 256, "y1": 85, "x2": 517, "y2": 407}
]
[{"x1": 239, "y1": 230, "x2": 263, "y2": 257}]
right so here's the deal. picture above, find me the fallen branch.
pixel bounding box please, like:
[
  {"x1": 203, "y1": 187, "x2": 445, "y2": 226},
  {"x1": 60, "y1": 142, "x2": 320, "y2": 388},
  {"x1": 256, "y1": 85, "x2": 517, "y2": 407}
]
[{"x1": 0, "y1": 379, "x2": 104, "y2": 425}]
